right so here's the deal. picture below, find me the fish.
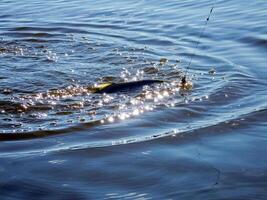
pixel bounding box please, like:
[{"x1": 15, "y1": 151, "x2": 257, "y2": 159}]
[
  {"x1": 92, "y1": 79, "x2": 164, "y2": 93},
  {"x1": 92, "y1": 76, "x2": 192, "y2": 93}
]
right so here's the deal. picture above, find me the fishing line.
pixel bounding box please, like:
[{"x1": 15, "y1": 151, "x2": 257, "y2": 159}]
[{"x1": 185, "y1": 0, "x2": 217, "y2": 76}]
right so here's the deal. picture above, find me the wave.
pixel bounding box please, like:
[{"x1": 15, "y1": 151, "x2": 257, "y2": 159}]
[{"x1": 239, "y1": 35, "x2": 267, "y2": 48}]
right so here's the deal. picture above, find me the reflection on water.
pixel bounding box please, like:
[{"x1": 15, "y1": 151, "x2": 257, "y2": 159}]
[
  {"x1": 0, "y1": 0, "x2": 267, "y2": 199},
  {"x1": 0, "y1": 59, "x2": 191, "y2": 137}
]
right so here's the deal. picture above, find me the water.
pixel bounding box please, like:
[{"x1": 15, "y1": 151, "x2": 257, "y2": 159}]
[{"x1": 0, "y1": 0, "x2": 267, "y2": 199}]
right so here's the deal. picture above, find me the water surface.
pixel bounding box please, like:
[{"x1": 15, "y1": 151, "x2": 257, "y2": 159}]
[{"x1": 0, "y1": 0, "x2": 267, "y2": 199}]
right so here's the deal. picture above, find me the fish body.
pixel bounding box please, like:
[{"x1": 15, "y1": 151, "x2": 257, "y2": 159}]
[{"x1": 94, "y1": 79, "x2": 164, "y2": 93}]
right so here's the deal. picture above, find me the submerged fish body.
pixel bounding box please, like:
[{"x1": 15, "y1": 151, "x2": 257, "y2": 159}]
[{"x1": 93, "y1": 79, "x2": 164, "y2": 93}]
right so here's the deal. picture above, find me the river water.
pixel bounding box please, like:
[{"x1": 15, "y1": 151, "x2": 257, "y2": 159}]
[{"x1": 0, "y1": 0, "x2": 267, "y2": 199}]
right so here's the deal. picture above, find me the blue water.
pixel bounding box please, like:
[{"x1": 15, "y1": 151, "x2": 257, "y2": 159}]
[{"x1": 0, "y1": 0, "x2": 267, "y2": 199}]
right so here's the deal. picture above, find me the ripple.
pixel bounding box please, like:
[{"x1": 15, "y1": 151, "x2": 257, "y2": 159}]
[
  {"x1": 239, "y1": 35, "x2": 267, "y2": 48},
  {"x1": 0, "y1": 0, "x2": 267, "y2": 198}
]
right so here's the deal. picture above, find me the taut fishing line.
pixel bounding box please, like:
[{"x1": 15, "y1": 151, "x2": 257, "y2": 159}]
[{"x1": 184, "y1": 0, "x2": 217, "y2": 77}]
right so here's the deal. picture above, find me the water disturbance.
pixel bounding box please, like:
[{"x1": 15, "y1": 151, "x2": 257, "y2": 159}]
[{"x1": 0, "y1": 0, "x2": 267, "y2": 199}]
